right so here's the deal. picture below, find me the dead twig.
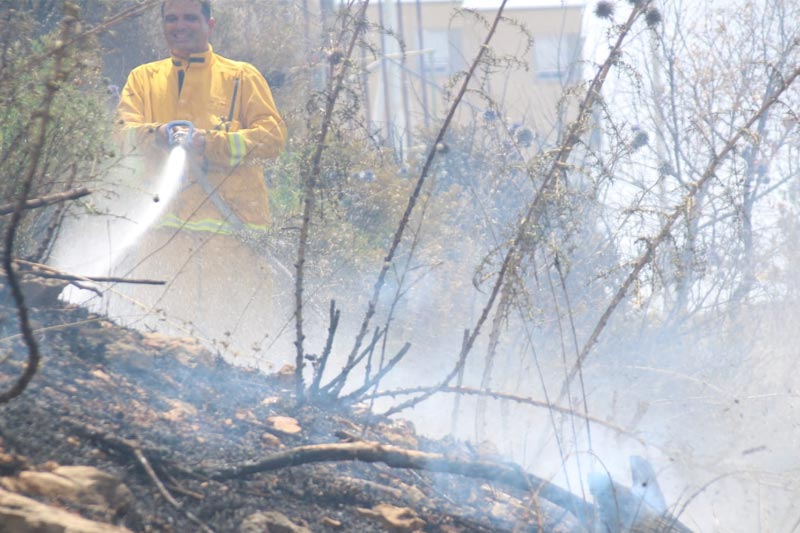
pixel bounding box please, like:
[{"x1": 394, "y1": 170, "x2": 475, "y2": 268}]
[
  {"x1": 62, "y1": 419, "x2": 214, "y2": 532},
  {"x1": 13, "y1": 259, "x2": 166, "y2": 286},
  {"x1": 19, "y1": 2, "x2": 161, "y2": 75},
  {"x1": 133, "y1": 448, "x2": 215, "y2": 533},
  {"x1": 0, "y1": 187, "x2": 91, "y2": 216},
  {"x1": 207, "y1": 439, "x2": 592, "y2": 522}
]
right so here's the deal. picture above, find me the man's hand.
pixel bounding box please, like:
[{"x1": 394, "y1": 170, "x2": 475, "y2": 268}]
[
  {"x1": 155, "y1": 124, "x2": 206, "y2": 154},
  {"x1": 189, "y1": 128, "x2": 206, "y2": 154},
  {"x1": 156, "y1": 123, "x2": 170, "y2": 148}
]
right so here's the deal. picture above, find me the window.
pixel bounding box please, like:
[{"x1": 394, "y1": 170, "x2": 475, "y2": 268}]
[
  {"x1": 421, "y1": 28, "x2": 464, "y2": 76},
  {"x1": 534, "y1": 33, "x2": 582, "y2": 82}
]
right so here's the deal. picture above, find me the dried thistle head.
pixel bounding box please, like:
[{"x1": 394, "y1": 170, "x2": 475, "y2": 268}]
[
  {"x1": 595, "y1": 1, "x2": 615, "y2": 19},
  {"x1": 645, "y1": 7, "x2": 663, "y2": 27},
  {"x1": 631, "y1": 129, "x2": 649, "y2": 151}
]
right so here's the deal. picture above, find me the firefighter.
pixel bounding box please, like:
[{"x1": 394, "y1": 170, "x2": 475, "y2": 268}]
[{"x1": 114, "y1": 0, "x2": 287, "y2": 362}]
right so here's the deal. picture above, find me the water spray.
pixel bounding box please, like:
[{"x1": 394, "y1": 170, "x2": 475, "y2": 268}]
[
  {"x1": 119, "y1": 120, "x2": 192, "y2": 245},
  {"x1": 98, "y1": 120, "x2": 191, "y2": 258},
  {"x1": 157, "y1": 120, "x2": 194, "y2": 202},
  {"x1": 54, "y1": 121, "x2": 196, "y2": 304}
]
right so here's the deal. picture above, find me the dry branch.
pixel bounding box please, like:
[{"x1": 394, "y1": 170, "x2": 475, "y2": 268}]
[
  {"x1": 0, "y1": 188, "x2": 91, "y2": 216},
  {"x1": 207, "y1": 439, "x2": 593, "y2": 521},
  {"x1": 557, "y1": 63, "x2": 800, "y2": 403},
  {"x1": 368, "y1": 385, "x2": 642, "y2": 444},
  {"x1": 339, "y1": 342, "x2": 411, "y2": 403},
  {"x1": 12, "y1": 259, "x2": 165, "y2": 286},
  {"x1": 0, "y1": 8, "x2": 76, "y2": 405},
  {"x1": 19, "y1": 1, "x2": 161, "y2": 74},
  {"x1": 294, "y1": 2, "x2": 371, "y2": 399},
  {"x1": 383, "y1": 3, "x2": 650, "y2": 418},
  {"x1": 328, "y1": 0, "x2": 512, "y2": 403}
]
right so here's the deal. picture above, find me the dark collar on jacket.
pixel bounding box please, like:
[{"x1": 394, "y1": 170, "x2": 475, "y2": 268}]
[{"x1": 170, "y1": 45, "x2": 214, "y2": 69}]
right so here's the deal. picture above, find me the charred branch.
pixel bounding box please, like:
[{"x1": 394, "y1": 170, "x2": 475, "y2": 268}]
[
  {"x1": 338, "y1": 342, "x2": 411, "y2": 403},
  {"x1": 308, "y1": 300, "x2": 341, "y2": 398},
  {"x1": 133, "y1": 448, "x2": 215, "y2": 533},
  {"x1": 321, "y1": 326, "x2": 385, "y2": 398},
  {"x1": 207, "y1": 439, "x2": 593, "y2": 522}
]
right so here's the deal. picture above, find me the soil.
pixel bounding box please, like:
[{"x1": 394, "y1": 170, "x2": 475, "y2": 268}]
[{"x1": 0, "y1": 275, "x2": 583, "y2": 532}]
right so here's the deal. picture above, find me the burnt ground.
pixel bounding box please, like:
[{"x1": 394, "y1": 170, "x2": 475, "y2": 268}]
[{"x1": 0, "y1": 276, "x2": 585, "y2": 533}]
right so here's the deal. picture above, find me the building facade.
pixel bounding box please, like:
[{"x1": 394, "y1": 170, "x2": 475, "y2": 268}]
[{"x1": 361, "y1": 0, "x2": 586, "y2": 155}]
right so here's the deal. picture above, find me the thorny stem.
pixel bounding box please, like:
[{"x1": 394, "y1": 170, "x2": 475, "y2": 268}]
[
  {"x1": 450, "y1": 330, "x2": 469, "y2": 434},
  {"x1": 382, "y1": 248, "x2": 511, "y2": 416},
  {"x1": 295, "y1": 2, "x2": 371, "y2": 401},
  {"x1": 384, "y1": 2, "x2": 649, "y2": 418},
  {"x1": 334, "y1": 0, "x2": 511, "y2": 401},
  {"x1": 0, "y1": 6, "x2": 76, "y2": 404},
  {"x1": 556, "y1": 64, "x2": 800, "y2": 402}
]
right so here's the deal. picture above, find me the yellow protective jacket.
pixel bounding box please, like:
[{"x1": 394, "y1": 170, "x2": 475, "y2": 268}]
[{"x1": 116, "y1": 45, "x2": 286, "y2": 232}]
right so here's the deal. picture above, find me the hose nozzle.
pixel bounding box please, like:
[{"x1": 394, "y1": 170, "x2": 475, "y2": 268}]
[{"x1": 166, "y1": 120, "x2": 194, "y2": 148}]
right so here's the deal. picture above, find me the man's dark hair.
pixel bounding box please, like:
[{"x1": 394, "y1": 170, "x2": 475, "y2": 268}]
[{"x1": 161, "y1": 0, "x2": 212, "y2": 21}]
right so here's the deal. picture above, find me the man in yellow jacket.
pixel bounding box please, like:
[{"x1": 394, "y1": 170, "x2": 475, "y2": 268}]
[{"x1": 114, "y1": 0, "x2": 288, "y2": 364}]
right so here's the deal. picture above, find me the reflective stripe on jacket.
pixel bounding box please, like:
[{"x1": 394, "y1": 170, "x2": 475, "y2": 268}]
[{"x1": 116, "y1": 45, "x2": 286, "y2": 229}]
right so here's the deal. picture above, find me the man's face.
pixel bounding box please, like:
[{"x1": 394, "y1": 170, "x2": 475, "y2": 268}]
[{"x1": 162, "y1": 0, "x2": 214, "y2": 58}]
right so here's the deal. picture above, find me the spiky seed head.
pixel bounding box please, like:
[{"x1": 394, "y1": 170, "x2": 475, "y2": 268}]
[
  {"x1": 516, "y1": 127, "x2": 534, "y2": 148},
  {"x1": 631, "y1": 130, "x2": 649, "y2": 150},
  {"x1": 645, "y1": 7, "x2": 662, "y2": 27},
  {"x1": 595, "y1": 1, "x2": 615, "y2": 19}
]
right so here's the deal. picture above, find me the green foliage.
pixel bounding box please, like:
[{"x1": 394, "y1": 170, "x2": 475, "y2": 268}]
[{"x1": 0, "y1": 3, "x2": 114, "y2": 261}]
